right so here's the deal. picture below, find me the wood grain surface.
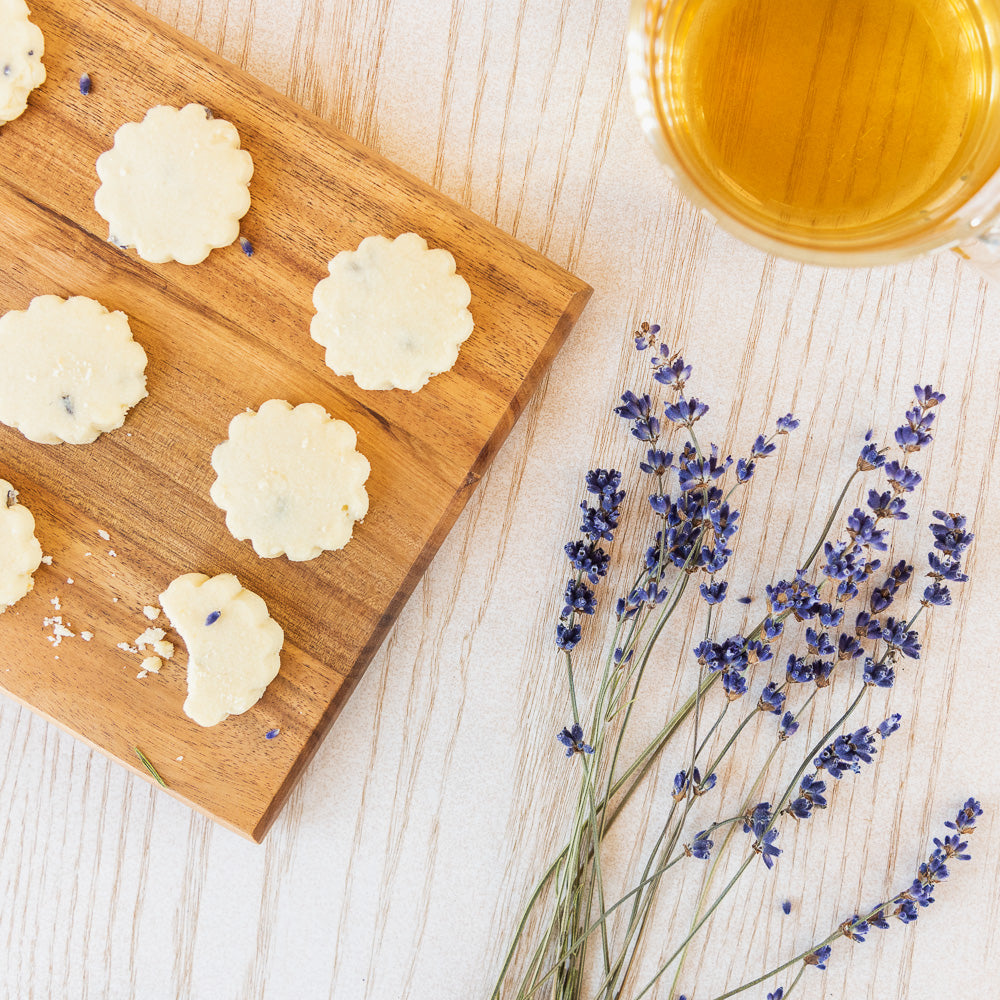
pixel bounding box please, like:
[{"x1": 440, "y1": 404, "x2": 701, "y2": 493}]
[
  {"x1": 1, "y1": 0, "x2": 998, "y2": 998},
  {"x1": 0, "y1": 0, "x2": 589, "y2": 841}
]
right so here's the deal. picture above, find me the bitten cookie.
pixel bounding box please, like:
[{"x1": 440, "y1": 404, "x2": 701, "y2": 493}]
[
  {"x1": 95, "y1": 104, "x2": 253, "y2": 265},
  {"x1": 0, "y1": 481, "x2": 43, "y2": 613},
  {"x1": 0, "y1": 295, "x2": 148, "y2": 444},
  {"x1": 0, "y1": 0, "x2": 45, "y2": 126},
  {"x1": 210, "y1": 399, "x2": 370, "y2": 561},
  {"x1": 159, "y1": 573, "x2": 283, "y2": 727},
  {"x1": 310, "y1": 232, "x2": 474, "y2": 392}
]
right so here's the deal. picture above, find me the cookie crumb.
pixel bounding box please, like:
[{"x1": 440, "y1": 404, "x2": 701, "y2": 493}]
[
  {"x1": 140, "y1": 655, "x2": 161, "y2": 674},
  {"x1": 142, "y1": 605, "x2": 160, "y2": 620},
  {"x1": 152, "y1": 639, "x2": 174, "y2": 659},
  {"x1": 98, "y1": 529, "x2": 110, "y2": 541},
  {"x1": 41, "y1": 555, "x2": 52, "y2": 565},
  {"x1": 135, "y1": 627, "x2": 166, "y2": 649},
  {"x1": 43, "y1": 615, "x2": 74, "y2": 646},
  {"x1": 81, "y1": 631, "x2": 93, "y2": 641}
]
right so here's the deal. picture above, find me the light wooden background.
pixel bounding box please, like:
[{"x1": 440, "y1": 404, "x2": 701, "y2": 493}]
[{"x1": 2, "y1": 1, "x2": 998, "y2": 998}]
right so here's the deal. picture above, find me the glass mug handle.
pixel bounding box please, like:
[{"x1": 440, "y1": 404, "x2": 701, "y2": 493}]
[{"x1": 953, "y1": 226, "x2": 1000, "y2": 282}]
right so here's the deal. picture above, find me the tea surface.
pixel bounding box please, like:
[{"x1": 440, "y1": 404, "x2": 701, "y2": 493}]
[{"x1": 665, "y1": 0, "x2": 993, "y2": 233}]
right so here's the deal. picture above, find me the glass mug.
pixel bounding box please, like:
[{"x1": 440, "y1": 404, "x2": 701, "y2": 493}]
[{"x1": 628, "y1": 0, "x2": 1000, "y2": 274}]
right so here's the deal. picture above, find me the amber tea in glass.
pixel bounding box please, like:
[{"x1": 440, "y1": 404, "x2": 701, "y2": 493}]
[{"x1": 629, "y1": 0, "x2": 1000, "y2": 265}]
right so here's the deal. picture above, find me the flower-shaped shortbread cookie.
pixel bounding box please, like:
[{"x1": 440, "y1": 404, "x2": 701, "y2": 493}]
[
  {"x1": 159, "y1": 573, "x2": 284, "y2": 727},
  {"x1": 210, "y1": 399, "x2": 371, "y2": 562},
  {"x1": 95, "y1": 104, "x2": 253, "y2": 265},
  {"x1": 0, "y1": 0, "x2": 45, "y2": 126},
  {"x1": 0, "y1": 481, "x2": 43, "y2": 613},
  {"x1": 0, "y1": 295, "x2": 148, "y2": 444},
  {"x1": 310, "y1": 232, "x2": 474, "y2": 392}
]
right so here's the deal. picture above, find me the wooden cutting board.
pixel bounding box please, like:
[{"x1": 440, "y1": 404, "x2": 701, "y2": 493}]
[{"x1": 0, "y1": 0, "x2": 590, "y2": 841}]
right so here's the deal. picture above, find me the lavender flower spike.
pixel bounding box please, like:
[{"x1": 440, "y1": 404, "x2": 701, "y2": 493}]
[
  {"x1": 700, "y1": 580, "x2": 728, "y2": 605},
  {"x1": 804, "y1": 945, "x2": 831, "y2": 969},
  {"x1": 615, "y1": 390, "x2": 660, "y2": 441},
  {"x1": 818, "y1": 797, "x2": 982, "y2": 963},
  {"x1": 743, "y1": 801, "x2": 782, "y2": 869},
  {"x1": 813, "y1": 726, "x2": 878, "y2": 779},
  {"x1": 633, "y1": 321, "x2": 660, "y2": 351},
  {"x1": 914, "y1": 384, "x2": 946, "y2": 407},
  {"x1": 687, "y1": 831, "x2": 713, "y2": 860},
  {"x1": 664, "y1": 397, "x2": 709, "y2": 427},
  {"x1": 858, "y1": 429, "x2": 886, "y2": 471},
  {"x1": 650, "y1": 344, "x2": 692, "y2": 389},
  {"x1": 758, "y1": 681, "x2": 785, "y2": 714},
  {"x1": 556, "y1": 722, "x2": 594, "y2": 757}
]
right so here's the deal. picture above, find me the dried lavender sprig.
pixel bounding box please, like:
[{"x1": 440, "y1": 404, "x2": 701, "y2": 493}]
[
  {"x1": 549, "y1": 701, "x2": 609, "y2": 992},
  {"x1": 589, "y1": 455, "x2": 739, "y2": 992},
  {"x1": 519, "y1": 814, "x2": 747, "y2": 1000},
  {"x1": 593, "y1": 410, "x2": 804, "y2": 996},
  {"x1": 504, "y1": 610, "x2": 749, "y2": 996},
  {"x1": 663, "y1": 689, "x2": 817, "y2": 999},
  {"x1": 554, "y1": 337, "x2": 726, "y2": 994},
  {"x1": 133, "y1": 746, "x2": 167, "y2": 787},
  {"x1": 553, "y1": 502, "x2": 645, "y2": 997},
  {"x1": 495, "y1": 688, "x2": 706, "y2": 999},
  {"x1": 565, "y1": 568, "x2": 698, "y2": 990},
  {"x1": 598, "y1": 761, "x2": 721, "y2": 996},
  {"x1": 799, "y1": 383, "x2": 942, "y2": 574},
  {"x1": 557, "y1": 469, "x2": 625, "y2": 655},
  {"x1": 688, "y1": 474, "x2": 952, "y2": 861},
  {"x1": 609, "y1": 688, "x2": 792, "y2": 994},
  {"x1": 603, "y1": 380, "x2": 795, "y2": 795},
  {"x1": 636, "y1": 683, "x2": 876, "y2": 998},
  {"x1": 650, "y1": 712, "x2": 885, "y2": 1000},
  {"x1": 490, "y1": 673, "x2": 719, "y2": 1000},
  {"x1": 665, "y1": 516, "x2": 955, "y2": 994},
  {"x1": 654, "y1": 402, "x2": 950, "y2": 992},
  {"x1": 706, "y1": 798, "x2": 982, "y2": 1000},
  {"x1": 513, "y1": 602, "x2": 868, "y2": 998},
  {"x1": 498, "y1": 368, "x2": 952, "y2": 1000},
  {"x1": 661, "y1": 638, "x2": 917, "y2": 998},
  {"x1": 596, "y1": 454, "x2": 712, "y2": 822}
]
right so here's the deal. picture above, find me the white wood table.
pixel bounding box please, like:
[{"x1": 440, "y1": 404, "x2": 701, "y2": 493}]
[{"x1": 2, "y1": 1, "x2": 997, "y2": 997}]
